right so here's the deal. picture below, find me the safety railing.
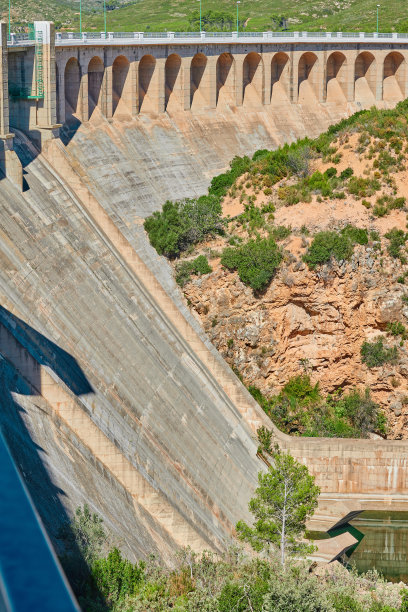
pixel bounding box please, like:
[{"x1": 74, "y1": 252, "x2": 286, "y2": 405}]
[{"x1": 7, "y1": 30, "x2": 407, "y2": 46}]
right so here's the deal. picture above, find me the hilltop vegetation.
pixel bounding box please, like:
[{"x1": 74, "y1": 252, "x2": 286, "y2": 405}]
[{"x1": 9, "y1": 0, "x2": 408, "y2": 34}]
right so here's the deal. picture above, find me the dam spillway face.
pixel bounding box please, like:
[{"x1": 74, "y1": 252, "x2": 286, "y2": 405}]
[{"x1": 1, "y1": 20, "x2": 408, "y2": 563}]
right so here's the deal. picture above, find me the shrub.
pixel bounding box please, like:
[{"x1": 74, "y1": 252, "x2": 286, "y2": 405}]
[
  {"x1": 324, "y1": 166, "x2": 337, "y2": 178},
  {"x1": 269, "y1": 225, "x2": 291, "y2": 241},
  {"x1": 303, "y1": 231, "x2": 353, "y2": 269},
  {"x1": 387, "y1": 321, "x2": 407, "y2": 339},
  {"x1": 340, "y1": 167, "x2": 354, "y2": 180},
  {"x1": 385, "y1": 228, "x2": 408, "y2": 260},
  {"x1": 209, "y1": 155, "x2": 252, "y2": 197},
  {"x1": 341, "y1": 225, "x2": 369, "y2": 245},
  {"x1": 361, "y1": 338, "x2": 398, "y2": 368},
  {"x1": 221, "y1": 237, "x2": 282, "y2": 291},
  {"x1": 338, "y1": 388, "x2": 386, "y2": 437},
  {"x1": 286, "y1": 145, "x2": 313, "y2": 178},
  {"x1": 348, "y1": 176, "x2": 380, "y2": 198},
  {"x1": 92, "y1": 548, "x2": 145, "y2": 607},
  {"x1": 262, "y1": 566, "x2": 332, "y2": 612},
  {"x1": 283, "y1": 375, "x2": 320, "y2": 406},
  {"x1": 144, "y1": 196, "x2": 223, "y2": 258},
  {"x1": 175, "y1": 255, "x2": 212, "y2": 286}
]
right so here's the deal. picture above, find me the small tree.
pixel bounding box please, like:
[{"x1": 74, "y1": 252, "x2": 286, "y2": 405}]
[{"x1": 236, "y1": 450, "x2": 320, "y2": 566}]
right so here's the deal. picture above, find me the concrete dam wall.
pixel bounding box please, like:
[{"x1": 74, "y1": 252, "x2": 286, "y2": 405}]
[{"x1": 2, "y1": 24, "x2": 408, "y2": 562}]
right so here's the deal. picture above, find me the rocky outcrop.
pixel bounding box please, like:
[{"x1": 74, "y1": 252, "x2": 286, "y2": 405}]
[{"x1": 185, "y1": 246, "x2": 408, "y2": 438}]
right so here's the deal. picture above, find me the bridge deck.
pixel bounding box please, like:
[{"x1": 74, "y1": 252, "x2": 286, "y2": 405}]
[{"x1": 8, "y1": 31, "x2": 408, "y2": 47}]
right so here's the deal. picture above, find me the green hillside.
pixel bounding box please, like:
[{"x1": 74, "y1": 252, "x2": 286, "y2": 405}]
[{"x1": 5, "y1": 0, "x2": 408, "y2": 34}]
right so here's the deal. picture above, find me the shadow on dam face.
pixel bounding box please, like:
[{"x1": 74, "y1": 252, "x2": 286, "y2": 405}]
[{"x1": 0, "y1": 306, "x2": 101, "y2": 608}]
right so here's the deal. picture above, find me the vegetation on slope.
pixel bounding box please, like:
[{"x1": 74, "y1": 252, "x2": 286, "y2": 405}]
[
  {"x1": 249, "y1": 376, "x2": 387, "y2": 438},
  {"x1": 146, "y1": 100, "x2": 408, "y2": 293},
  {"x1": 60, "y1": 490, "x2": 407, "y2": 611},
  {"x1": 144, "y1": 100, "x2": 408, "y2": 440}
]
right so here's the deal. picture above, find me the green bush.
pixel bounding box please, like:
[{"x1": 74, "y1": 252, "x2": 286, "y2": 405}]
[
  {"x1": 361, "y1": 338, "x2": 399, "y2": 368},
  {"x1": 303, "y1": 231, "x2": 353, "y2": 269},
  {"x1": 269, "y1": 225, "x2": 291, "y2": 241},
  {"x1": 387, "y1": 321, "x2": 407, "y2": 338},
  {"x1": 144, "y1": 196, "x2": 223, "y2": 258},
  {"x1": 340, "y1": 167, "x2": 354, "y2": 180},
  {"x1": 348, "y1": 176, "x2": 380, "y2": 198},
  {"x1": 250, "y1": 380, "x2": 385, "y2": 439},
  {"x1": 283, "y1": 375, "x2": 320, "y2": 406},
  {"x1": 385, "y1": 228, "x2": 408, "y2": 260},
  {"x1": 92, "y1": 548, "x2": 145, "y2": 607},
  {"x1": 341, "y1": 225, "x2": 369, "y2": 245},
  {"x1": 209, "y1": 155, "x2": 251, "y2": 197},
  {"x1": 175, "y1": 255, "x2": 212, "y2": 286},
  {"x1": 221, "y1": 237, "x2": 282, "y2": 291},
  {"x1": 262, "y1": 567, "x2": 332, "y2": 612}
]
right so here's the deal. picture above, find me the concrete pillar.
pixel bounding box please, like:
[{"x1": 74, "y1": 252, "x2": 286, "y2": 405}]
[
  {"x1": 34, "y1": 22, "x2": 61, "y2": 140},
  {"x1": 130, "y1": 59, "x2": 138, "y2": 116},
  {"x1": 181, "y1": 56, "x2": 191, "y2": 110},
  {"x1": 291, "y1": 50, "x2": 299, "y2": 103},
  {"x1": 234, "y1": 54, "x2": 245, "y2": 106},
  {"x1": 288, "y1": 49, "x2": 295, "y2": 103},
  {"x1": 79, "y1": 54, "x2": 89, "y2": 121},
  {"x1": 344, "y1": 50, "x2": 356, "y2": 102},
  {"x1": 206, "y1": 55, "x2": 217, "y2": 109},
  {"x1": 375, "y1": 50, "x2": 384, "y2": 101},
  {"x1": 104, "y1": 51, "x2": 113, "y2": 119},
  {"x1": 0, "y1": 21, "x2": 22, "y2": 190},
  {"x1": 156, "y1": 57, "x2": 165, "y2": 113},
  {"x1": 56, "y1": 60, "x2": 65, "y2": 124},
  {"x1": 322, "y1": 49, "x2": 328, "y2": 102},
  {"x1": 262, "y1": 52, "x2": 273, "y2": 105}
]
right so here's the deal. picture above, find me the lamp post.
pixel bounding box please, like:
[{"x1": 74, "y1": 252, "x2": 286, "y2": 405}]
[
  {"x1": 236, "y1": 0, "x2": 241, "y2": 33},
  {"x1": 8, "y1": 0, "x2": 11, "y2": 37},
  {"x1": 104, "y1": 0, "x2": 107, "y2": 36},
  {"x1": 197, "y1": 0, "x2": 202, "y2": 33},
  {"x1": 376, "y1": 4, "x2": 380, "y2": 33},
  {"x1": 80, "y1": 0, "x2": 82, "y2": 34}
]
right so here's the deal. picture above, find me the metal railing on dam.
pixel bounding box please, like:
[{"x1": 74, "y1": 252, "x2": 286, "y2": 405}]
[
  {"x1": 0, "y1": 429, "x2": 80, "y2": 611},
  {"x1": 7, "y1": 30, "x2": 408, "y2": 47}
]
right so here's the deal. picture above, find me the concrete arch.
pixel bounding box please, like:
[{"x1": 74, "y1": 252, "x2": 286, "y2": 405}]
[
  {"x1": 354, "y1": 51, "x2": 376, "y2": 105},
  {"x1": 271, "y1": 52, "x2": 290, "y2": 104},
  {"x1": 88, "y1": 56, "x2": 104, "y2": 119},
  {"x1": 64, "y1": 57, "x2": 81, "y2": 122},
  {"x1": 383, "y1": 51, "x2": 406, "y2": 102},
  {"x1": 139, "y1": 54, "x2": 157, "y2": 113},
  {"x1": 216, "y1": 52, "x2": 235, "y2": 106},
  {"x1": 165, "y1": 53, "x2": 182, "y2": 112},
  {"x1": 112, "y1": 55, "x2": 132, "y2": 117},
  {"x1": 298, "y1": 52, "x2": 319, "y2": 103},
  {"x1": 326, "y1": 52, "x2": 347, "y2": 103},
  {"x1": 243, "y1": 52, "x2": 263, "y2": 107}
]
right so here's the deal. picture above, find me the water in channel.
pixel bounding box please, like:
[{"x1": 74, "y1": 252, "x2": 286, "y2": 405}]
[{"x1": 324, "y1": 511, "x2": 408, "y2": 583}]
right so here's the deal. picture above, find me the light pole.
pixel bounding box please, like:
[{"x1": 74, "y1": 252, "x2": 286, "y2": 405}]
[
  {"x1": 104, "y1": 0, "x2": 107, "y2": 36},
  {"x1": 197, "y1": 0, "x2": 202, "y2": 33},
  {"x1": 80, "y1": 0, "x2": 82, "y2": 34},
  {"x1": 376, "y1": 4, "x2": 380, "y2": 33},
  {"x1": 8, "y1": 0, "x2": 11, "y2": 37},
  {"x1": 236, "y1": 0, "x2": 241, "y2": 33}
]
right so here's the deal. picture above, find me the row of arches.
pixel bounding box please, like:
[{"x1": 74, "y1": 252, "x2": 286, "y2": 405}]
[{"x1": 61, "y1": 50, "x2": 407, "y2": 123}]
